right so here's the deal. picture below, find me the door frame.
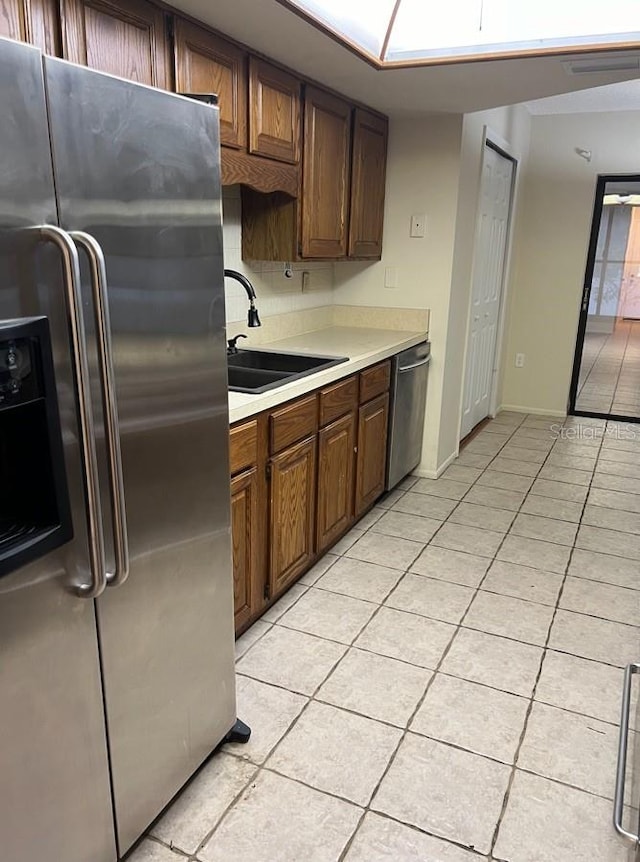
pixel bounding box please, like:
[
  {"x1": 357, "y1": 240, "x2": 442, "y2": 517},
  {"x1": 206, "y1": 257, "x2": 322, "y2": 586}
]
[
  {"x1": 568, "y1": 172, "x2": 640, "y2": 424},
  {"x1": 459, "y1": 127, "x2": 518, "y2": 441}
]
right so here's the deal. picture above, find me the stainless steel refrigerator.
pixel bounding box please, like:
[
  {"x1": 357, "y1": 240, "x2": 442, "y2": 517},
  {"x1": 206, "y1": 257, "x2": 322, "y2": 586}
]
[{"x1": 0, "y1": 37, "x2": 237, "y2": 862}]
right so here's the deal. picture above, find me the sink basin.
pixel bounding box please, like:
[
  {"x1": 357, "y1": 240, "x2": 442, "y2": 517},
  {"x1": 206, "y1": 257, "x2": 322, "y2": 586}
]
[
  {"x1": 227, "y1": 367, "x2": 292, "y2": 392},
  {"x1": 227, "y1": 349, "x2": 348, "y2": 393}
]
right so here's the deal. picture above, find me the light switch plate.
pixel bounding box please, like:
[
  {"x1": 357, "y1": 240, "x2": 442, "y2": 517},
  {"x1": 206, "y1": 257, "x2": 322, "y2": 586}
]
[{"x1": 410, "y1": 214, "x2": 426, "y2": 238}]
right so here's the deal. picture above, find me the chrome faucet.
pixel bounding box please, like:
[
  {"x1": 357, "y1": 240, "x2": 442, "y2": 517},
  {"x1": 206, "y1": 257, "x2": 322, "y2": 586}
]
[{"x1": 223, "y1": 269, "x2": 261, "y2": 328}]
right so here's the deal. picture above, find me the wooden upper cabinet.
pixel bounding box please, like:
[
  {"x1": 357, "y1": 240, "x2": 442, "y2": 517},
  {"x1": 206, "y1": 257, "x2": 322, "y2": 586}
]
[
  {"x1": 0, "y1": 0, "x2": 28, "y2": 42},
  {"x1": 349, "y1": 109, "x2": 388, "y2": 259},
  {"x1": 0, "y1": 0, "x2": 60, "y2": 54},
  {"x1": 174, "y1": 19, "x2": 246, "y2": 150},
  {"x1": 61, "y1": 0, "x2": 169, "y2": 87},
  {"x1": 301, "y1": 86, "x2": 352, "y2": 259},
  {"x1": 249, "y1": 56, "x2": 300, "y2": 164}
]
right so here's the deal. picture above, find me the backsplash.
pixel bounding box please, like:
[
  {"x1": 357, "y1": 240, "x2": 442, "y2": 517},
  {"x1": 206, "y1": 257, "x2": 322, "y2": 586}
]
[{"x1": 222, "y1": 185, "x2": 335, "y2": 326}]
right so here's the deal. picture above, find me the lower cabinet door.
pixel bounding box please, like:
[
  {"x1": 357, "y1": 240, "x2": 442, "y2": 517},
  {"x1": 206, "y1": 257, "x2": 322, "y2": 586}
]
[
  {"x1": 317, "y1": 412, "x2": 356, "y2": 553},
  {"x1": 231, "y1": 466, "x2": 258, "y2": 632},
  {"x1": 269, "y1": 435, "x2": 317, "y2": 595},
  {"x1": 355, "y1": 393, "x2": 389, "y2": 516}
]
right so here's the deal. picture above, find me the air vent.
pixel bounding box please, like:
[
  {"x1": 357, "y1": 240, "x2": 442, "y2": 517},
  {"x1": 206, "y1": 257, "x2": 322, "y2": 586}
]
[{"x1": 564, "y1": 56, "x2": 640, "y2": 75}]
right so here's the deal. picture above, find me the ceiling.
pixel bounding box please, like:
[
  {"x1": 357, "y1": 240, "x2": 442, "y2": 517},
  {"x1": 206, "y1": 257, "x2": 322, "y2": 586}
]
[
  {"x1": 170, "y1": 0, "x2": 640, "y2": 116},
  {"x1": 526, "y1": 79, "x2": 640, "y2": 115}
]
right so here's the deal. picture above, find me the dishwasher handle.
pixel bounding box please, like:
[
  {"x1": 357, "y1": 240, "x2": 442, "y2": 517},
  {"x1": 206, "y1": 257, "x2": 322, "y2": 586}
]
[{"x1": 398, "y1": 356, "x2": 431, "y2": 373}]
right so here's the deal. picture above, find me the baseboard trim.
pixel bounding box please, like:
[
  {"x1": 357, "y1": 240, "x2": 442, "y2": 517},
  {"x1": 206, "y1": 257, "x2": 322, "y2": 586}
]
[
  {"x1": 413, "y1": 449, "x2": 458, "y2": 480},
  {"x1": 499, "y1": 403, "x2": 566, "y2": 418}
]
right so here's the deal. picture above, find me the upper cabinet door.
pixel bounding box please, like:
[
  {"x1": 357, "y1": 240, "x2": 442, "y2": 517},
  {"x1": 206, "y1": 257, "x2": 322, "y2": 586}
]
[
  {"x1": 61, "y1": 0, "x2": 169, "y2": 88},
  {"x1": 0, "y1": 0, "x2": 59, "y2": 54},
  {"x1": 249, "y1": 56, "x2": 300, "y2": 164},
  {"x1": 349, "y1": 109, "x2": 388, "y2": 259},
  {"x1": 301, "y1": 86, "x2": 352, "y2": 259},
  {"x1": 174, "y1": 19, "x2": 247, "y2": 150}
]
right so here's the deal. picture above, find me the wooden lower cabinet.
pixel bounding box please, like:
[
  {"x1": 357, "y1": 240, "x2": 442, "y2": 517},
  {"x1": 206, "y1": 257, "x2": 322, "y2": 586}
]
[
  {"x1": 316, "y1": 412, "x2": 356, "y2": 553},
  {"x1": 355, "y1": 393, "x2": 389, "y2": 517},
  {"x1": 230, "y1": 466, "x2": 258, "y2": 631},
  {"x1": 269, "y1": 434, "x2": 317, "y2": 596},
  {"x1": 230, "y1": 362, "x2": 393, "y2": 634}
]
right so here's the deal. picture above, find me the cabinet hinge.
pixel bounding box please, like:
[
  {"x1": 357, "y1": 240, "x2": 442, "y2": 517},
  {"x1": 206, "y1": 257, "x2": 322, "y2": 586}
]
[
  {"x1": 266, "y1": 463, "x2": 272, "y2": 480},
  {"x1": 264, "y1": 582, "x2": 271, "y2": 600}
]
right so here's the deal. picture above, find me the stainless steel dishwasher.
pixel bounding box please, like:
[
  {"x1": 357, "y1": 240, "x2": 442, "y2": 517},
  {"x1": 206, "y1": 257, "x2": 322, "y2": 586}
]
[{"x1": 386, "y1": 341, "x2": 431, "y2": 490}]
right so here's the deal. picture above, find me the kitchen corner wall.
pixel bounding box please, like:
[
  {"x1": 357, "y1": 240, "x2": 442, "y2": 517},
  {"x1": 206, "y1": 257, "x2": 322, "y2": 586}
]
[
  {"x1": 500, "y1": 109, "x2": 640, "y2": 415},
  {"x1": 222, "y1": 185, "x2": 335, "y2": 334},
  {"x1": 334, "y1": 115, "x2": 463, "y2": 477},
  {"x1": 333, "y1": 105, "x2": 531, "y2": 477}
]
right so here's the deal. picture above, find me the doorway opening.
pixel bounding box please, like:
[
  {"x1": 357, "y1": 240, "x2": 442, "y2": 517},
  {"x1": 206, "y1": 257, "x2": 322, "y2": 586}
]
[
  {"x1": 460, "y1": 139, "x2": 516, "y2": 440},
  {"x1": 569, "y1": 174, "x2": 640, "y2": 422}
]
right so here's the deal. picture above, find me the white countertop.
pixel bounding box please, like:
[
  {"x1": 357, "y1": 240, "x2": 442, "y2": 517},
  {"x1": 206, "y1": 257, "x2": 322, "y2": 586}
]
[{"x1": 228, "y1": 326, "x2": 428, "y2": 424}]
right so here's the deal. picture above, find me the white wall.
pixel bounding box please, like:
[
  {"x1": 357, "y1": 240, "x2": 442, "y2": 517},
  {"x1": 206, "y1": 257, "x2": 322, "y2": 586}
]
[
  {"x1": 442, "y1": 104, "x2": 531, "y2": 466},
  {"x1": 500, "y1": 110, "x2": 640, "y2": 414}
]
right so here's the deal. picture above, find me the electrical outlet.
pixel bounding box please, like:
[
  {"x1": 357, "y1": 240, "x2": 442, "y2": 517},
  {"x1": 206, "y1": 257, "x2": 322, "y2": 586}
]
[
  {"x1": 384, "y1": 267, "x2": 398, "y2": 289},
  {"x1": 301, "y1": 271, "x2": 311, "y2": 291},
  {"x1": 515, "y1": 353, "x2": 525, "y2": 368}
]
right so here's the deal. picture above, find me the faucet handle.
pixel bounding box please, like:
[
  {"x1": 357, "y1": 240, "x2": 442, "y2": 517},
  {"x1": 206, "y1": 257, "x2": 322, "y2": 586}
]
[{"x1": 227, "y1": 333, "x2": 247, "y2": 354}]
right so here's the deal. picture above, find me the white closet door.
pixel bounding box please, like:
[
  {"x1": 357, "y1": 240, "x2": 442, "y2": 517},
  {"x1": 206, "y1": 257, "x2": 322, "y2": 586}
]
[{"x1": 460, "y1": 143, "x2": 514, "y2": 439}]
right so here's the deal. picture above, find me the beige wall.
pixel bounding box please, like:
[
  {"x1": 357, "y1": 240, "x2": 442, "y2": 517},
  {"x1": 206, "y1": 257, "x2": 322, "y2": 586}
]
[
  {"x1": 501, "y1": 110, "x2": 640, "y2": 414},
  {"x1": 334, "y1": 114, "x2": 463, "y2": 475}
]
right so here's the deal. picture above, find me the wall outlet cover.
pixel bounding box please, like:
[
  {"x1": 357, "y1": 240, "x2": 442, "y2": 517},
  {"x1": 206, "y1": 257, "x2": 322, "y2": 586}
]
[
  {"x1": 384, "y1": 267, "x2": 398, "y2": 289},
  {"x1": 410, "y1": 214, "x2": 426, "y2": 238}
]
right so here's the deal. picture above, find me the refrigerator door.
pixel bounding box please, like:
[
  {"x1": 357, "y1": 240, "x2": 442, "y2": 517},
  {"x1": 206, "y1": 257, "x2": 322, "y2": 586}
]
[
  {"x1": 44, "y1": 58, "x2": 237, "y2": 854},
  {"x1": 0, "y1": 38, "x2": 115, "y2": 862}
]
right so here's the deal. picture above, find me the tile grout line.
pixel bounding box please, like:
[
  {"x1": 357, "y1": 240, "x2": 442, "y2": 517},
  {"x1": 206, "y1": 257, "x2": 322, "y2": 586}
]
[
  {"x1": 201, "y1": 513, "x2": 434, "y2": 862},
  {"x1": 487, "y1": 414, "x2": 606, "y2": 861},
  {"x1": 337, "y1": 416, "x2": 531, "y2": 860},
  {"x1": 210, "y1": 413, "x2": 632, "y2": 862}
]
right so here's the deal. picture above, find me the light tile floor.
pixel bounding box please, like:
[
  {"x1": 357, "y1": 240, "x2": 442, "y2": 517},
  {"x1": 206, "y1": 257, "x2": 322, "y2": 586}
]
[
  {"x1": 577, "y1": 320, "x2": 640, "y2": 417},
  {"x1": 131, "y1": 412, "x2": 640, "y2": 862}
]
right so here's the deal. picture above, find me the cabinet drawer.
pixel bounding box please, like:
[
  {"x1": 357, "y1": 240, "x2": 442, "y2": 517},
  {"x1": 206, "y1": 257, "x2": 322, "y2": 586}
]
[
  {"x1": 270, "y1": 394, "x2": 318, "y2": 454},
  {"x1": 229, "y1": 420, "x2": 258, "y2": 475},
  {"x1": 359, "y1": 360, "x2": 391, "y2": 403},
  {"x1": 319, "y1": 375, "x2": 358, "y2": 427}
]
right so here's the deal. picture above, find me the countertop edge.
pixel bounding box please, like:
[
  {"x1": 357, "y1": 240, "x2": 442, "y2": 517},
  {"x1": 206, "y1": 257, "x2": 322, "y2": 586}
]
[{"x1": 227, "y1": 328, "x2": 428, "y2": 425}]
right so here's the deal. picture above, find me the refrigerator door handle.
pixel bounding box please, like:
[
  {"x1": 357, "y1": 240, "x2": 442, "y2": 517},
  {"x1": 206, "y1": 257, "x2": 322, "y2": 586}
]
[
  {"x1": 614, "y1": 661, "x2": 640, "y2": 844},
  {"x1": 70, "y1": 231, "x2": 130, "y2": 588},
  {"x1": 34, "y1": 225, "x2": 107, "y2": 598}
]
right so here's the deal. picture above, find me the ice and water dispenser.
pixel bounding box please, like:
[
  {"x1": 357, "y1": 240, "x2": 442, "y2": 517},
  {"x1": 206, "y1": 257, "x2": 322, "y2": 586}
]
[{"x1": 0, "y1": 317, "x2": 72, "y2": 577}]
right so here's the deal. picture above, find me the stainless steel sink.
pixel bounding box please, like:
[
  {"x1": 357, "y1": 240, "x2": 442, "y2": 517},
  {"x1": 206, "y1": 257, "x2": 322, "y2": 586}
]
[{"x1": 227, "y1": 349, "x2": 348, "y2": 393}]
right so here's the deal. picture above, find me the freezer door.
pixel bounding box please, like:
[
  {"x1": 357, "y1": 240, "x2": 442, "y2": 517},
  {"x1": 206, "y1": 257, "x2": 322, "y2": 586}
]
[
  {"x1": 44, "y1": 58, "x2": 237, "y2": 854},
  {"x1": 0, "y1": 38, "x2": 115, "y2": 862}
]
